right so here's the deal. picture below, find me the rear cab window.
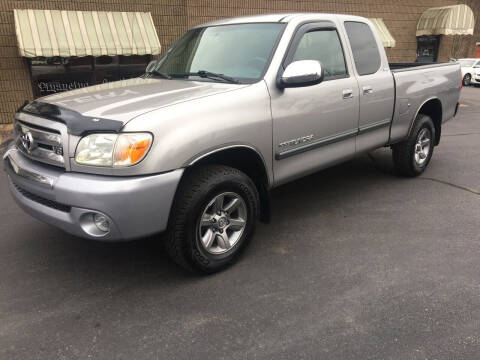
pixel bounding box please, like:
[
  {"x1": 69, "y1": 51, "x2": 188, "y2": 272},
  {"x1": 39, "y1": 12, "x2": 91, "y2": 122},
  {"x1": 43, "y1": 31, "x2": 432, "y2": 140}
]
[{"x1": 344, "y1": 21, "x2": 381, "y2": 76}]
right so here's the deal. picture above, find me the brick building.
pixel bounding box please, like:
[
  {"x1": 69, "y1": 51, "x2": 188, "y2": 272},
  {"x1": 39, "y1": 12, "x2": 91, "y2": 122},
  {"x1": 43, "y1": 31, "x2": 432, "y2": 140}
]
[{"x1": 0, "y1": 0, "x2": 479, "y2": 125}]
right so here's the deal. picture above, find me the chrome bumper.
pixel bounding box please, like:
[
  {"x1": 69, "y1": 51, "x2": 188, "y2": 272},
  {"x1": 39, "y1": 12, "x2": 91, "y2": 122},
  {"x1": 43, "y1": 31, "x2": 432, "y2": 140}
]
[{"x1": 3, "y1": 145, "x2": 183, "y2": 241}]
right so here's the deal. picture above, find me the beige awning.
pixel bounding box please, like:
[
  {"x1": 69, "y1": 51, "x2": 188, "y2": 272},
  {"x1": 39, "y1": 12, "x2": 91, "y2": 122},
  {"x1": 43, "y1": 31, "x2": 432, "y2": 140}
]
[
  {"x1": 416, "y1": 4, "x2": 475, "y2": 36},
  {"x1": 369, "y1": 18, "x2": 396, "y2": 48},
  {"x1": 13, "y1": 9, "x2": 161, "y2": 58}
]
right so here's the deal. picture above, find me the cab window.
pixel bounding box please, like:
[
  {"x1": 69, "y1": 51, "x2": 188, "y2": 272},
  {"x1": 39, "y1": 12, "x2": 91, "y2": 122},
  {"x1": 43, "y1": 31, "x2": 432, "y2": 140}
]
[
  {"x1": 344, "y1": 21, "x2": 381, "y2": 76},
  {"x1": 290, "y1": 29, "x2": 348, "y2": 80}
]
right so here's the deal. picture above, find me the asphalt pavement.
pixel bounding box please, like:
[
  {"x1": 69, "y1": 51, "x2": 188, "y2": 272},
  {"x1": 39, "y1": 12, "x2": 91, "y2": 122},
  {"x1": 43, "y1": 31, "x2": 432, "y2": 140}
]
[{"x1": 0, "y1": 87, "x2": 479, "y2": 360}]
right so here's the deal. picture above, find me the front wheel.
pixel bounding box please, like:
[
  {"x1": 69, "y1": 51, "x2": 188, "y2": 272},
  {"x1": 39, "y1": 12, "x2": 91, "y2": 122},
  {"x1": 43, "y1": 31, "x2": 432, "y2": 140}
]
[
  {"x1": 463, "y1": 74, "x2": 471, "y2": 86},
  {"x1": 164, "y1": 165, "x2": 259, "y2": 274},
  {"x1": 392, "y1": 114, "x2": 436, "y2": 177}
]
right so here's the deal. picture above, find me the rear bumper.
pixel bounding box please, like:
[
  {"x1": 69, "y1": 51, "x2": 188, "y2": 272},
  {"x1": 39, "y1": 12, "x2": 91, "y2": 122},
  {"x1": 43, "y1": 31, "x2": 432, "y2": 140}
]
[{"x1": 3, "y1": 145, "x2": 183, "y2": 241}]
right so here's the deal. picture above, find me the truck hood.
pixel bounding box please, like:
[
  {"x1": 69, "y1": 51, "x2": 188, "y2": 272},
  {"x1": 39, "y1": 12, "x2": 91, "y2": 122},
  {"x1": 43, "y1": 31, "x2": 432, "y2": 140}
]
[{"x1": 40, "y1": 78, "x2": 246, "y2": 123}]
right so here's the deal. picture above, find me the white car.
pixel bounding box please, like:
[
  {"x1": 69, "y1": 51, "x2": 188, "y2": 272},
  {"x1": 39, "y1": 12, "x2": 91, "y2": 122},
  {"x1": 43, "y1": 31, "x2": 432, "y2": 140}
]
[{"x1": 458, "y1": 58, "x2": 480, "y2": 86}]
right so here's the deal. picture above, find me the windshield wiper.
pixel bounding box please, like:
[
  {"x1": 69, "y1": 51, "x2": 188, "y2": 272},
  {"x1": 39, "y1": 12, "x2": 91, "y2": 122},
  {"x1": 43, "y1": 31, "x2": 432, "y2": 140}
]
[
  {"x1": 145, "y1": 69, "x2": 171, "y2": 79},
  {"x1": 170, "y1": 70, "x2": 239, "y2": 84},
  {"x1": 197, "y1": 70, "x2": 239, "y2": 84}
]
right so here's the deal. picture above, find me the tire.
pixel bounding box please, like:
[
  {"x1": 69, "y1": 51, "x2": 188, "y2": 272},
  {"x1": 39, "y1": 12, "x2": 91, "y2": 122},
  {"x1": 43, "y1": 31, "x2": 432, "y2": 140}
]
[
  {"x1": 392, "y1": 114, "x2": 436, "y2": 177},
  {"x1": 164, "y1": 165, "x2": 259, "y2": 274},
  {"x1": 463, "y1": 74, "x2": 471, "y2": 86}
]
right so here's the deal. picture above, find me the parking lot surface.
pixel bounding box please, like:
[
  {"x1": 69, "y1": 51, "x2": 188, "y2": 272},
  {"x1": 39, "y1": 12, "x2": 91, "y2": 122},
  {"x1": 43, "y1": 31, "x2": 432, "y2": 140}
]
[{"x1": 1, "y1": 87, "x2": 479, "y2": 360}]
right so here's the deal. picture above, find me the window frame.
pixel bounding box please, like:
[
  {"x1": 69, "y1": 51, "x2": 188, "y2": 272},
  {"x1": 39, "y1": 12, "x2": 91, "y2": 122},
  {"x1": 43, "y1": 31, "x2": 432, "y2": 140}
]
[
  {"x1": 279, "y1": 21, "x2": 350, "y2": 84},
  {"x1": 344, "y1": 21, "x2": 382, "y2": 76}
]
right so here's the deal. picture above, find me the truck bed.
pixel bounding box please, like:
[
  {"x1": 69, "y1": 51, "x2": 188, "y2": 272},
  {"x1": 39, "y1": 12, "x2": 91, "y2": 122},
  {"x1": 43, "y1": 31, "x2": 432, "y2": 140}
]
[{"x1": 388, "y1": 61, "x2": 461, "y2": 144}]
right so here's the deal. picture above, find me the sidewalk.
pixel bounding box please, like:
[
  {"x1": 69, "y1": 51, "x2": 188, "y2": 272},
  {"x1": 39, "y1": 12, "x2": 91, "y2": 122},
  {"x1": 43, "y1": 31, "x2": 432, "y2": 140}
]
[{"x1": 0, "y1": 124, "x2": 13, "y2": 150}]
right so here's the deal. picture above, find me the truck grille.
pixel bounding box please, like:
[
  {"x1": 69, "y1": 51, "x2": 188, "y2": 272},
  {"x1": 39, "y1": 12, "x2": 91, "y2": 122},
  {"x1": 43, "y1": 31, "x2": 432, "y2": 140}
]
[{"x1": 14, "y1": 120, "x2": 65, "y2": 168}]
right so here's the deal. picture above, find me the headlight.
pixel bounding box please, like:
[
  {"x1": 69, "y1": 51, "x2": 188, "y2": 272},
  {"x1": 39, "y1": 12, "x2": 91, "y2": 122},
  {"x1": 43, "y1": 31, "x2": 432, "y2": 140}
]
[
  {"x1": 75, "y1": 134, "x2": 117, "y2": 166},
  {"x1": 75, "y1": 133, "x2": 152, "y2": 167}
]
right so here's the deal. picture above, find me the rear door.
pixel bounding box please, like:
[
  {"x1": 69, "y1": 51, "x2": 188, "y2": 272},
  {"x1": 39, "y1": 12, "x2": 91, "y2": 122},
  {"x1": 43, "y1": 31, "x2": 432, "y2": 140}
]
[{"x1": 344, "y1": 21, "x2": 395, "y2": 153}]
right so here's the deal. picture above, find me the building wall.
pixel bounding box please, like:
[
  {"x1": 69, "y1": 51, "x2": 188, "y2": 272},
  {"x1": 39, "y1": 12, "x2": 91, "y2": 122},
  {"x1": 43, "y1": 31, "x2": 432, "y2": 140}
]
[
  {"x1": 0, "y1": 0, "x2": 479, "y2": 124},
  {"x1": 437, "y1": 1, "x2": 480, "y2": 61}
]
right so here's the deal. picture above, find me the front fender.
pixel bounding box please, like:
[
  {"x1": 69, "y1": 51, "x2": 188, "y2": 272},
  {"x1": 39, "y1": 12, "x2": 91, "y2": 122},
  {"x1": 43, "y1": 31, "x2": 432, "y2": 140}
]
[{"x1": 122, "y1": 81, "x2": 274, "y2": 179}]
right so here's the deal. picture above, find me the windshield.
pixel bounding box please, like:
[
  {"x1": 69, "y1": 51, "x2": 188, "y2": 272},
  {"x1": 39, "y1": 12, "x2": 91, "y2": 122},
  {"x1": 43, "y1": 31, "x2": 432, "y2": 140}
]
[
  {"x1": 152, "y1": 23, "x2": 285, "y2": 83},
  {"x1": 459, "y1": 60, "x2": 475, "y2": 67}
]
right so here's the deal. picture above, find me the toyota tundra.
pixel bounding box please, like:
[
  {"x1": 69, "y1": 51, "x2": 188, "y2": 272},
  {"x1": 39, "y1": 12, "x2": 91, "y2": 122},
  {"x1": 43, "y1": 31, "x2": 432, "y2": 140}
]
[{"x1": 3, "y1": 14, "x2": 461, "y2": 273}]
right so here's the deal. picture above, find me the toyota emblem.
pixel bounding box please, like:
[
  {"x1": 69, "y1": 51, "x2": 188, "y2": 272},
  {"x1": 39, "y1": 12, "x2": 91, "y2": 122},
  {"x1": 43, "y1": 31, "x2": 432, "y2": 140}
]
[{"x1": 21, "y1": 131, "x2": 34, "y2": 153}]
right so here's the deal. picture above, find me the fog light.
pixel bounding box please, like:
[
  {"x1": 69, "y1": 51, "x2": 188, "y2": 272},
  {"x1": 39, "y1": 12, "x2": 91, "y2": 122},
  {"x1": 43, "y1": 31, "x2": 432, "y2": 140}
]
[{"x1": 94, "y1": 213, "x2": 110, "y2": 232}]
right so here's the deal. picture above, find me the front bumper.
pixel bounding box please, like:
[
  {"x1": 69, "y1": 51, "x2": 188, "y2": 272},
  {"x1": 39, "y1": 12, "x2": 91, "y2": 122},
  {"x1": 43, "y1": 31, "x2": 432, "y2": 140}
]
[
  {"x1": 471, "y1": 76, "x2": 480, "y2": 84},
  {"x1": 3, "y1": 146, "x2": 183, "y2": 241}
]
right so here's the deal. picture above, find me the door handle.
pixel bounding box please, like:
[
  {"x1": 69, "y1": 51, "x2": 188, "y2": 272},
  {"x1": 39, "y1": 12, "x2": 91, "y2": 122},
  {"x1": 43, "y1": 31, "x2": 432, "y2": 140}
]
[
  {"x1": 342, "y1": 89, "x2": 353, "y2": 99},
  {"x1": 362, "y1": 86, "x2": 373, "y2": 94}
]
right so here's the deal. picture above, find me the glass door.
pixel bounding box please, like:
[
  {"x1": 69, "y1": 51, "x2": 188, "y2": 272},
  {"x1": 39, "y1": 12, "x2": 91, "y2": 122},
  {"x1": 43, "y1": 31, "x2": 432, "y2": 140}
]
[{"x1": 416, "y1": 36, "x2": 440, "y2": 63}]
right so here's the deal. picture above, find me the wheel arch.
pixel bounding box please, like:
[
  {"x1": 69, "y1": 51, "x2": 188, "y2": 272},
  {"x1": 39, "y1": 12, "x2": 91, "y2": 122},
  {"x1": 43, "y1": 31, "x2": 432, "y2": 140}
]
[
  {"x1": 185, "y1": 145, "x2": 272, "y2": 223},
  {"x1": 410, "y1": 97, "x2": 443, "y2": 146}
]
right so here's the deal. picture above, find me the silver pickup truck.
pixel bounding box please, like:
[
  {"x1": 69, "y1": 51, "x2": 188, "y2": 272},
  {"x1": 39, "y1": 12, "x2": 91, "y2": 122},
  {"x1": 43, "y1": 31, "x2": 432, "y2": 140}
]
[{"x1": 3, "y1": 13, "x2": 461, "y2": 273}]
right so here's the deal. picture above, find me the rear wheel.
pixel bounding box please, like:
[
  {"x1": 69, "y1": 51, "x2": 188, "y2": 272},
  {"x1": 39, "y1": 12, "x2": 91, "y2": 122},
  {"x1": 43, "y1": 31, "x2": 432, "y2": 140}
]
[
  {"x1": 164, "y1": 165, "x2": 259, "y2": 274},
  {"x1": 392, "y1": 114, "x2": 435, "y2": 177},
  {"x1": 463, "y1": 73, "x2": 471, "y2": 86}
]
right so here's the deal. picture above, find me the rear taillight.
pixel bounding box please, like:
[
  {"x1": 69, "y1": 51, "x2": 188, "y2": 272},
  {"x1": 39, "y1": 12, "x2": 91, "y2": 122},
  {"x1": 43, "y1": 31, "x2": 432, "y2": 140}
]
[{"x1": 460, "y1": 74, "x2": 463, "y2": 90}]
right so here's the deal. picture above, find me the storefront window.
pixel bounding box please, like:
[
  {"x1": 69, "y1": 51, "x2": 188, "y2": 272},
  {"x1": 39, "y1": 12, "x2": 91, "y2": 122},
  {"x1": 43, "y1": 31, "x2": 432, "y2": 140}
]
[{"x1": 29, "y1": 55, "x2": 151, "y2": 98}]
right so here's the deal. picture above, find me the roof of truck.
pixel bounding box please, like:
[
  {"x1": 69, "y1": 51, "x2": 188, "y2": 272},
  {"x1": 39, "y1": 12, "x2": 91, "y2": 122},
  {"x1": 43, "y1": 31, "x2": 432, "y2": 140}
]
[{"x1": 195, "y1": 13, "x2": 367, "y2": 28}]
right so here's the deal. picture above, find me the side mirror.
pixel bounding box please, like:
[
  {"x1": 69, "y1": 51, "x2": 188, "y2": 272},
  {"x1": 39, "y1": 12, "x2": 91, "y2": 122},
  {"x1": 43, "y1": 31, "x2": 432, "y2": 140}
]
[
  {"x1": 279, "y1": 60, "x2": 324, "y2": 88},
  {"x1": 146, "y1": 60, "x2": 156, "y2": 73}
]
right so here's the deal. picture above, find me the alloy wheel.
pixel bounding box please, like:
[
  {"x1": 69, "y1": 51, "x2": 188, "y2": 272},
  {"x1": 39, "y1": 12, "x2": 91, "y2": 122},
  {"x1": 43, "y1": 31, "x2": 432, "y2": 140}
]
[
  {"x1": 198, "y1": 192, "x2": 247, "y2": 255},
  {"x1": 414, "y1": 128, "x2": 431, "y2": 166}
]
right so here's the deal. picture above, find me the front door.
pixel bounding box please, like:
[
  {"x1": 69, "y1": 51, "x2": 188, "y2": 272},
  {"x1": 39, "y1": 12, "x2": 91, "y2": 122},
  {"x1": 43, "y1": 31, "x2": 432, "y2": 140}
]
[{"x1": 270, "y1": 22, "x2": 359, "y2": 185}]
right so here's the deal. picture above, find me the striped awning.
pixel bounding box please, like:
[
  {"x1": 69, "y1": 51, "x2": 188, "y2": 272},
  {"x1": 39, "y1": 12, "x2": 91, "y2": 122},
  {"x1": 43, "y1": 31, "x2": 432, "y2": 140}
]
[
  {"x1": 369, "y1": 18, "x2": 396, "y2": 48},
  {"x1": 416, "y1": 4, "x2": 475, "y2": 36},
  {"x1": 13, "y1": 9, "x2": 161, "y2": 58}
]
